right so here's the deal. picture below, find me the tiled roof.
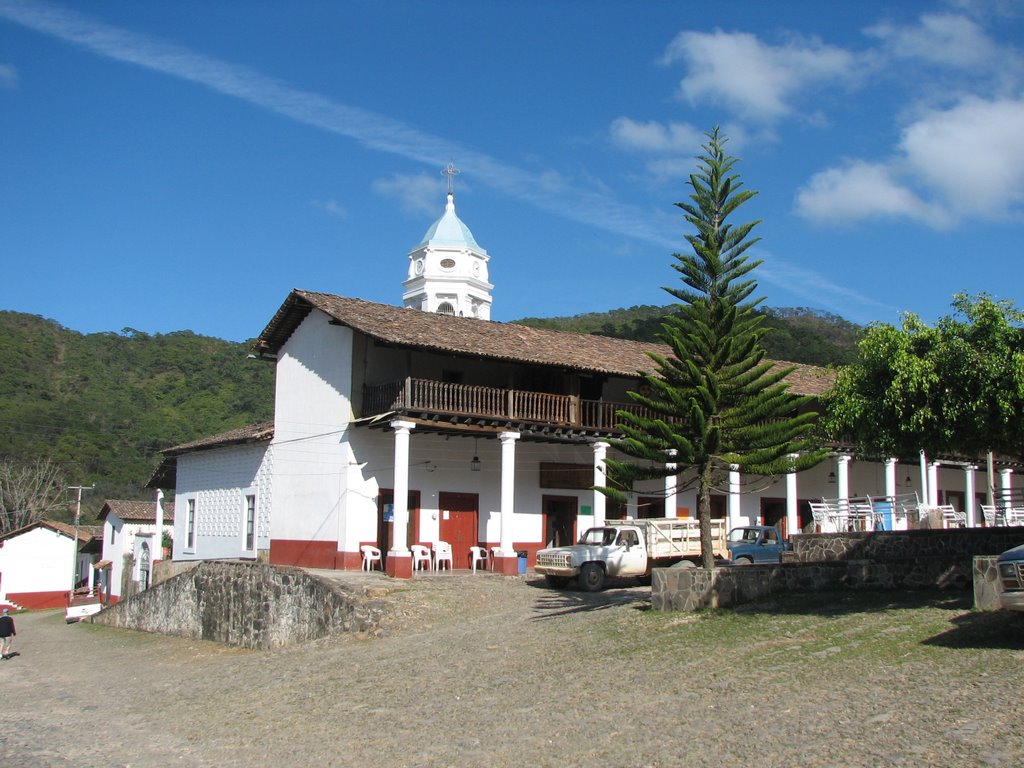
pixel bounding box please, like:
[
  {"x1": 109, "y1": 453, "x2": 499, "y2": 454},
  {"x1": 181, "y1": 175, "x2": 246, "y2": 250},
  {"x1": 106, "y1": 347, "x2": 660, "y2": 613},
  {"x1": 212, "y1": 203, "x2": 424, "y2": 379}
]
[
  {"x1": 0, "y1": 519, "x2": 99, "y2": 543},
  {"x1": 162, "y1": 421, "x2": 274, "y2": 456},
  {"x1": 98, "y1": 499, "x2": 174, "y2": 524},
  {"x1": 146, "y1": 421, "x2": 275, "y2": 491},
  {"x1": 253, "y1": 290, "x2": 835, "y2": 396}
]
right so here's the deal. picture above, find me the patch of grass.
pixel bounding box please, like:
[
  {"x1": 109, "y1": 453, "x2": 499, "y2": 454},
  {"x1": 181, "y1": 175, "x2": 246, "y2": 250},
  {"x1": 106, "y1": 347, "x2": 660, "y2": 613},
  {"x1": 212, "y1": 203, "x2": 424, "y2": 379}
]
[{"x1": 608, "y1": 590, "x2": 1024, "y2": 671}]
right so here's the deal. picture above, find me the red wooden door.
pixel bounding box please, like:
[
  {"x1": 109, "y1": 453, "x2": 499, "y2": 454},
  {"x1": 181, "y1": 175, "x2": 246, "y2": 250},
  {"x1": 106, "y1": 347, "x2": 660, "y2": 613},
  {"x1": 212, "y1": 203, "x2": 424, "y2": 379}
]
[
  {"x1": 377, "y1": 490, "x2": 420, "y2": 565},
  {"x1": 439, "y1": 491, "x2": 479, "y2": 569}
]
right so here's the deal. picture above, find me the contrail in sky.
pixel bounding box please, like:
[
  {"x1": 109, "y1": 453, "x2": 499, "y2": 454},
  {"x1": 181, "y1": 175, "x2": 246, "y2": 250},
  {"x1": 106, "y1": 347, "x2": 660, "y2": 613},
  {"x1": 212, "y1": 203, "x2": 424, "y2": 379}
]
[{"x1": 0, "y1": 0, "x2": 888, "y2": 319}]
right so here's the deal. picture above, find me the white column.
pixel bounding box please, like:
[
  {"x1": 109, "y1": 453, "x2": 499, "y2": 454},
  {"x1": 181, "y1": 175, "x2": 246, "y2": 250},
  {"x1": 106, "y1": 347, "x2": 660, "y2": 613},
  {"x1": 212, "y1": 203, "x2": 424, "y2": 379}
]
[
  {"x1": 928, "y1": 462, "x2": 940, "y2": 506},
  {"x1": 884, "y1": 457, "x2": 899, "y2": 531},
  {"x1": 728, "y1": 464, "x2": 741, "y2": 529},
  {"x1": 786, "y1": 453, "x2": 799, "y2": 537},
  {"x1": 626, "y1": 493, "x2": 638, "y2": 520},
  {"x1": 836, "y1": 454, "x2": 852, "y2": 501},
  {"x1": 154, "y1": 488, "x2": 164, "y2": 562},
  {"x1": 498, "y1": 431, "x2": 520, "y2": 556},
  {"x1": 592, "y1": 441, "x2": 608, "y2": 527},
  {"x1": 664, "y1": 449, "x2": 678, "y2": 519},
  {"x1": 964, "y1": 465, "x2": 978, "y2": 528},
  {"x1": 884, "y1": 458, "x2": 897, "y2": 499},
  {"x1": 388, "y1": 420, "x2": 415, "y2": 557},
  {"x1": 919, "y1": 450, "x2": 929, "y2": 504},
  {"x1": 1000, "y1": 468, "x2": 1014, "y2": 511}
]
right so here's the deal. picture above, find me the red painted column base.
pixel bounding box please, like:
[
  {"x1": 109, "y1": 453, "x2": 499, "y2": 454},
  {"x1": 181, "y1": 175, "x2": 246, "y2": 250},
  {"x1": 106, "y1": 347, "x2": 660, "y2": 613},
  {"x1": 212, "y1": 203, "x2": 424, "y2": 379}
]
[
  {"x1": 494, "y1": 555, "x2": 520, "y2": 576},
  {"x1": 386, "y1": 553, "x2": 413, "y2": 579}
]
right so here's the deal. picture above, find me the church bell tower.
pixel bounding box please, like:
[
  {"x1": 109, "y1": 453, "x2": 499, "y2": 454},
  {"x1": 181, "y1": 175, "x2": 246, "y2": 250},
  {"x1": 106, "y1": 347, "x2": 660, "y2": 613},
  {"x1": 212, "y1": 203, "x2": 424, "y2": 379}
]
[{"x1": 402, "y1": 164, "x2": 492, "y2": 319}]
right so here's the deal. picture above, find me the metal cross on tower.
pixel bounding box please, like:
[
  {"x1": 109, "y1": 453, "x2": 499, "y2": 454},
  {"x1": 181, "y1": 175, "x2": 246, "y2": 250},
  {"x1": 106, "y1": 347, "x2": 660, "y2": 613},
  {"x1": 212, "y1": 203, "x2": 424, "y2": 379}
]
[{"x1": 441, "y1": 162, "x2": 460, "y2": 194}]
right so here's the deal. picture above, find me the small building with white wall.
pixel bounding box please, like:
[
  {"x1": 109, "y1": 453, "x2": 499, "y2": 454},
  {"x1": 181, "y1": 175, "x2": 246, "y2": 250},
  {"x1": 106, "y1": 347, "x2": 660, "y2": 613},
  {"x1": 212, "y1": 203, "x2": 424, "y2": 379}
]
[
  {"x1": 0, "y1": 521, "x2": 99, "y2": 610},
  {"x1": 98, "y1": 499, "x2": 174, "y2": 603}
]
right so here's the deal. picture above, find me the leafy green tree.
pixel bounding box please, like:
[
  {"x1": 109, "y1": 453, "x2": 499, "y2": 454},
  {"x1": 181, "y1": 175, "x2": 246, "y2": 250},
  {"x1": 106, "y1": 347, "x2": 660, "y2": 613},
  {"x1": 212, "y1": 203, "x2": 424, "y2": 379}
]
[
  {"x1": 604, "y1": 128, "x2": 826, "y2": 568},
  {"x1": 824, "y1": 293, "x2": 1024, "y2": 463},
  {"x1": 0, "y1": 311, "x2": 274, "y2": 518}
]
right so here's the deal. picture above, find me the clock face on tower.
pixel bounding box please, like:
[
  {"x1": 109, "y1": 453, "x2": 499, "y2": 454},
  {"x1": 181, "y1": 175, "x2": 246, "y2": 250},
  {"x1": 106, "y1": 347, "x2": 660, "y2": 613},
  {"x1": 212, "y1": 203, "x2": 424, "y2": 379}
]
[
  {"x1": 414, "y1": 258, "x2": 424, "y2": 275},
  {"x1": 472, "y1": 261, "x2": 480, "y2": 276}
]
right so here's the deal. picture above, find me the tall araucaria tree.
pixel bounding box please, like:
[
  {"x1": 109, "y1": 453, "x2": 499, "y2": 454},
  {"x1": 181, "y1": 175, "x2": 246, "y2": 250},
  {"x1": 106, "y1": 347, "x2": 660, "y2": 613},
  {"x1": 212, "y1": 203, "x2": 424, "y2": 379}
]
[{"x1": 602, "y1": 127, "x2": 826, "y2": 568}]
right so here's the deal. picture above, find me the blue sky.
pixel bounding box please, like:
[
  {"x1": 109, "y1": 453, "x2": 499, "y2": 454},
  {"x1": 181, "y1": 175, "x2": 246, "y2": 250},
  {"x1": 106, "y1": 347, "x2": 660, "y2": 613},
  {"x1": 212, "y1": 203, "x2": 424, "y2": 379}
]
[{"x1": 2, "y1": 0, "x2": 1023, "y2": 342}]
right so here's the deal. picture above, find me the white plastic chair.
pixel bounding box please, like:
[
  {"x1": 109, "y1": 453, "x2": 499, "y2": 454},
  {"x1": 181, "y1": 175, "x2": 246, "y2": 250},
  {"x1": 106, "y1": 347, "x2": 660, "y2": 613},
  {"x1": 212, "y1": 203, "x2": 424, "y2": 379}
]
[
  {"x1": 411, "y1": 544, "x2": 432, "y2": 572},
  {"x1": 470, "y1": 546, "x2": 488, "y2": 573},
  {"x1": 433, "y1": 541, "x2": 453, "y2": 571},
  {"x1": 939, "y1": 504, "x2": 965, "y2": 528},
  {"x1": 490, "y1": 546, "x2": 501, "y2": 570},
  {"x1": 360, "y1": 545, "x2": 382, "y2": 571}
]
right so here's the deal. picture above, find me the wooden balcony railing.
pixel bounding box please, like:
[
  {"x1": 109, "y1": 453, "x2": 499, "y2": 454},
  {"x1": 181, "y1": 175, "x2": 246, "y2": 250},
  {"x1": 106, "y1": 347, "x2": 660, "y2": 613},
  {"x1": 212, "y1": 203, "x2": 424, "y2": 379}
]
[{"x1": 362, "y1": 377, "x2": 649, "y2": 432}]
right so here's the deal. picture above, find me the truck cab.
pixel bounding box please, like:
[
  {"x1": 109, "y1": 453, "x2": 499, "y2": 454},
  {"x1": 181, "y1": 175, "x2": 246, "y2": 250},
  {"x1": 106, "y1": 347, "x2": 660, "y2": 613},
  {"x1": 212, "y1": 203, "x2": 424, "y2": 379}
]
[
  {"x1": 535, "y1": 517, "x2": 726, "y2": 591},
  {"x1": 535, "y1": 525, "x2": 648, "y2": 591},
  {"x1": 727, "y1": 525, "x2": 788, "y2": 564},
  {"x1": 997, "y1": 543, "x2": 1024, "y2": 611}
]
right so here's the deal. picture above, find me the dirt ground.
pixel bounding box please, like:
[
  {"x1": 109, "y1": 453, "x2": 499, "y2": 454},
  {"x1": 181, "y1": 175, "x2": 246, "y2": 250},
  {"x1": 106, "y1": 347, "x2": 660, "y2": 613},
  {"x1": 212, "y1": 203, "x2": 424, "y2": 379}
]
[{"x1": 2, "y1": 571, "x2": 1023, "y2": 768}]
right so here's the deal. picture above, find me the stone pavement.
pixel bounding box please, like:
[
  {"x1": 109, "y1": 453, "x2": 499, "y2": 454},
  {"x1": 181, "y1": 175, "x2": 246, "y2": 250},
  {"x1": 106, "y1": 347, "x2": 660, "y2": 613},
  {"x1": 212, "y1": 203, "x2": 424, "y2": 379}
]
[{"x1": 2, "y1": 572, "x2": 1022, "y2": 767}]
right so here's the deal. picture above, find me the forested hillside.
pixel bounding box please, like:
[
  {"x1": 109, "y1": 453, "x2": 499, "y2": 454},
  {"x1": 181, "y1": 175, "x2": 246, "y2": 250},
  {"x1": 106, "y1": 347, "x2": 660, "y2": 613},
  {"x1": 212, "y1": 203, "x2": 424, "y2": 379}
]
[
  {"x1": 1, "y1": 304, "x2": 857, "y2": 522},
  {"x1": 0, "y1": 311, "x2": 274, "y2": 520},
  {"x1": 514, "y1": 305, "x2": 861, "y2": 366}
]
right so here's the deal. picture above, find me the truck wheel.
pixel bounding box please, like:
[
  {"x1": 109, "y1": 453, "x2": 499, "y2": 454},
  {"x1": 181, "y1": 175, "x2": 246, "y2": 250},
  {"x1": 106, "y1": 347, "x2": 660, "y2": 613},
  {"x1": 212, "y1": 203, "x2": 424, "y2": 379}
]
[
  {"x1": 735, "y1": 556, "x2": 753, "y2": 565},
  {"x1": 545, "y1": 575, "x2": 569, "y2": 589},
  {"x1": 579, "y1": 563, "x2": 605, "y2": 592}
]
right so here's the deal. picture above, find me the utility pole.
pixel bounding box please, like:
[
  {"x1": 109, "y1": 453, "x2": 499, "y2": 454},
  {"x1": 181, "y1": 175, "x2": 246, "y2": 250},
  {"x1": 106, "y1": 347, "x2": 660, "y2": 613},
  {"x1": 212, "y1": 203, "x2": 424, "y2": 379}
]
[{"x1": 68, "y1": 484, "x2": 95, "y2": 592}]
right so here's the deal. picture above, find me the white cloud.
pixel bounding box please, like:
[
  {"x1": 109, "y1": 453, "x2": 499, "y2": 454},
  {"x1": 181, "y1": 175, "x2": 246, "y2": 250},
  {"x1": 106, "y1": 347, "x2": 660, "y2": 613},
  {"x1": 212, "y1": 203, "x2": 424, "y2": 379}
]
[
  {"x1": 609, "y1": 117, "x2": 703, "y2": 154},
  {"x1": 608, "y1": 118, "x2": 753, "y2": 183},
  {"x1": 794, "y1": 160, "x2": 950, "y2": 228},
  {"x1": 0, "y1": 1, "x2": 678, "y2": 251},
  {"x1": 796, "y1": 96, "x2": 1024, "y2": 227},
  {"x1": 311, "y1": 199, "x2": 348, "y2": 220},
  {"x1": 865, "y1": 12, "x2": 1000, "y2": 69},
  {"x1": 0, "y1": 63, "x2": 16, "y2": 88},
  {"x1": 757, "y1": 253, "x2": 897, "y2": 323},
  {"x1": 900, "y1": 97, "x2": 1024, "y2": 217},
  {"x1": 661, "y1": 29, "x2": 856, "y2": 122},
  {"x1": 372, "y1": 174, "x2": 443, "y2": 216}
]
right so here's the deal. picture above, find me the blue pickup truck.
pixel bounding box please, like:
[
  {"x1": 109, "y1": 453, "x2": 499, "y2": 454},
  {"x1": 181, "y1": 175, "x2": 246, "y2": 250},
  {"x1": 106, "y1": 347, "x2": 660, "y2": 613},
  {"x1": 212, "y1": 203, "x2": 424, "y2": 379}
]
[{"x1": 727, "y1": 525, "x2": 790, "y2": 564}]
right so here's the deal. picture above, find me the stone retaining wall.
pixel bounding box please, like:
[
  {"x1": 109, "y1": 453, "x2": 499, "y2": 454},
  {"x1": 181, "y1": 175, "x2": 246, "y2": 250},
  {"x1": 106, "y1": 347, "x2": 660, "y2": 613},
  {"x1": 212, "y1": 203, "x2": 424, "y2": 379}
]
[
  {"x1": 787, "y1": 527, "x2": 1024, "y2": 563},
  {"x1": 973, "y1": 556, "x2": 1001, "y2": 611},
  {"x1": 653, "y1": 527, "x2": 1024, "y2": 612},
  {"x1": 91, "y1": 561, "x2": 384, "y2": 649},
  {"x1": 653, "y1": 557, "x2": 973, "y2": 611}
]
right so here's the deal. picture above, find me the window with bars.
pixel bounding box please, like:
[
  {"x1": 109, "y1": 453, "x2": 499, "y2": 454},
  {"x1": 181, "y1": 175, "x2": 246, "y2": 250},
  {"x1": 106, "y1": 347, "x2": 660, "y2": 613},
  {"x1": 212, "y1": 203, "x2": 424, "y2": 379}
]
[
  {"x1": 244, "y1": 494, "x2": 256, "y2": 551},
  {"x1": 187, "y1": 498, "x2": 196, "y2": 550}
]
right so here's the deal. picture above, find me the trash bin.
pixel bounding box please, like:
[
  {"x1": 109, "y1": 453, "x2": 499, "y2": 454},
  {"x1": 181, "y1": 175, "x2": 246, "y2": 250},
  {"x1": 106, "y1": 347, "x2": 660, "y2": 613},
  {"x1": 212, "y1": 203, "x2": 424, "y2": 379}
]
[{"x1": 516, "y1": 550, "x2": 527, "y2": 574}]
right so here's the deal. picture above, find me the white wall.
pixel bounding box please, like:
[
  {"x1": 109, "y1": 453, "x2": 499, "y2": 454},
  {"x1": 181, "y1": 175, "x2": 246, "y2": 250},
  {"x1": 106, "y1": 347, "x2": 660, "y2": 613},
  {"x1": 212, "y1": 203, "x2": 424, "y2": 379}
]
[
  {"x1": 173, "y1": 442, "x2": 272, "y2": 562},
  {"x1": 271, "y1": 310, "x2": 354, "y2": 546},
  {"x1": 103, "y1": 515, "x2": 175, "y2": 598},
  {"x1": 0, "y1": 527, "x2": 75, "y2": 601}
]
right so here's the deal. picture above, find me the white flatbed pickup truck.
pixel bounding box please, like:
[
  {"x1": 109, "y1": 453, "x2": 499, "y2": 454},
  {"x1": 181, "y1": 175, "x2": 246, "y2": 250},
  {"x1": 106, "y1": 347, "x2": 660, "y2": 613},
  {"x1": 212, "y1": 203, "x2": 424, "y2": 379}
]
[{"x1": 534, "y1": 517, "x2": 729, "y2": 591}]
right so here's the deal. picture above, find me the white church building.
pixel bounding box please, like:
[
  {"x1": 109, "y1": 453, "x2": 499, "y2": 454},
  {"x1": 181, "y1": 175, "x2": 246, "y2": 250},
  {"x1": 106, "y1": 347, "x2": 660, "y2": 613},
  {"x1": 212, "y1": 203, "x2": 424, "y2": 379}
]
[{"x1": 149, "y1": 180, "x2": 1013, "y2": 578}]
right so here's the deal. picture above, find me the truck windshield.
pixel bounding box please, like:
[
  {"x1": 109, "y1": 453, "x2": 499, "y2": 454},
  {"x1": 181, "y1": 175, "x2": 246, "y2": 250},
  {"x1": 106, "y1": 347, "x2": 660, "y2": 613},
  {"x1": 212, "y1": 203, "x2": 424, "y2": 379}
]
[
  {"x1": 579, "y1": 528, "x2": 617, "y2": 546},
  {"x1": 728, "y1": 528, "x2": 759, "y2": 543}
]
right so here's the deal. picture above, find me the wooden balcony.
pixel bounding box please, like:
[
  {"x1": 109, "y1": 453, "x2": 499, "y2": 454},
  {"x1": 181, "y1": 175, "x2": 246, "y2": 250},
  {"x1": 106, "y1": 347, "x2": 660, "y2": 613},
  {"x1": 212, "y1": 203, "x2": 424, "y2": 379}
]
[{"x1": 362, "y1": 377, "x2": 648, "y2": 435}]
